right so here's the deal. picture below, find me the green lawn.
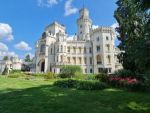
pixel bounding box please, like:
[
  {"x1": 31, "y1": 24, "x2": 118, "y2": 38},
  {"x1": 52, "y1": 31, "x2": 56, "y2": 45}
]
[{"x1": 0, "y1": 77, "x2": 150, "y2": 113}]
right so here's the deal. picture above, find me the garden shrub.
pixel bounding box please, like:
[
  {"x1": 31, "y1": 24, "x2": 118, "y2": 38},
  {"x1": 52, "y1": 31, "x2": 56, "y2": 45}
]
[
  {"x1": 59, "y1": 65, "x2": 82, "y2": 78},
  {"x1": 85, "y1": 74, "x2": 96, "y2": 80},
  {"x1": 95, "y1": 73, "x2": 108, "y2": 82},
  {"x1": 10, "y1": 70, "x2": 22, "y2": 74},
  {"x1": 44, "y1": 72, "x2": 55, "y2": 79},
  {"x1": 54, "y1": 79, "x2": 108, "y2": 90},
  {"x1": 108, "y1": 76, "x2": 149, "y2": 91},
  {"x1": 74, "y1": 72, "x2": 85, "y2": 80},
  {"x1": 54, "y1": 79, "x2": 77, "y2": 88},
  {"x1": 76, "y1": 80, "x2": 108, "y2": 90},
  {"x1": 32, "y1": 73, "x2": 47, "y2": 77},
  {"x1": 125, "y1": 82, "x2": 145, "y2": 91},
  {"x1": 7, "y1": 73, "x2": 25, "y2": 78}
]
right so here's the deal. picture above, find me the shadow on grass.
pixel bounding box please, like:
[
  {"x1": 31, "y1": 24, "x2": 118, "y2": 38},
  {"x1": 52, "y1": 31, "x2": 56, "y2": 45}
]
[{"x1": 0, "y1": 85, "x2": 150, "y2": 113}]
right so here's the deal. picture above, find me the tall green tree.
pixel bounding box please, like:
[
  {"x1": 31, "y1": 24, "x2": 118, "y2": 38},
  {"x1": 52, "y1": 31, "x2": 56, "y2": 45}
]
[
  {"x1": 24, "y1": 54, "x2": 32, "y2": 62},
  {"x1": 114, "y1": 0, "x2": 150, "y2": 73}
]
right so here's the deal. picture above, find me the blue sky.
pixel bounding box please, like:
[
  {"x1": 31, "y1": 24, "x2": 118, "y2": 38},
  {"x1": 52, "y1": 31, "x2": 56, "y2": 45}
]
[{"x1": 0, "y1": 0, "x2": 119, "y2": 59}]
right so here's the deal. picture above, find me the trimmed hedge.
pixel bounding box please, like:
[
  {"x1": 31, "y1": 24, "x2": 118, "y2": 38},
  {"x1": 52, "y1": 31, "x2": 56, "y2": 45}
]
[
  {"x1": 54, "y1": 79, "x2": 108, "y2": 90},
  {"x1": 76, "y1": 80, "x2": 108, "y2": 90},
  {"x1": 54, "y1": 79, "x2": 77, "y2": 88}
]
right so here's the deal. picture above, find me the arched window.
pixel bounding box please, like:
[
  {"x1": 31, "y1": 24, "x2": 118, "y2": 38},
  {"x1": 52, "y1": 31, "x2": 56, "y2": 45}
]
[
  {"x1": 40, "y1": 44, "x2": 45, "y2": 53},
  {"x1": 97, "y1": 55, "x2": 102, "y2": 64}
]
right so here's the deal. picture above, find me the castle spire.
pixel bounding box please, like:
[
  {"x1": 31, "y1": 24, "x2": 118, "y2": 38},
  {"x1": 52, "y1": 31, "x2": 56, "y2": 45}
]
[{"x1": 83, "y1": 0, "x2": 85, "y2": 8}]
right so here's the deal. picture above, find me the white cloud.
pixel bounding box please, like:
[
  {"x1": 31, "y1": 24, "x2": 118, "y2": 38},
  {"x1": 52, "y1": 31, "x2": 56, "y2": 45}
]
[
  {"x1": 111, "y1": 22, "x2": 119, "y2": 29},
  {"x1": 0, "y1": 42, "x2": 8, "y2": 51},
  {"x1": 92, "y1": 25, "x2": 99, "y2": 30},
  {"x1": 15, "y1": 41, "x2": 32, "y2": 51},
  {"x1": 38, "y1": 0, "x2": 58, "y2": 7},
  {"x1": 0, "y1": 23, "x2": 14, "y2": 41},
  {"x1": 67, "y1": 35, "x2": 74, "y2": 41},
  {"x1": 111, "y1": 22, "x2": 119, "y2": 37},
  {"x1": 64, "y1": 0, "x2": 78, "y2": 16},
  {"x1": 0, "y1": 42, "x2": 18, "y2": 59},
  {"x1": 0, "y1": 51, "x2": 18, "y2": 59}
]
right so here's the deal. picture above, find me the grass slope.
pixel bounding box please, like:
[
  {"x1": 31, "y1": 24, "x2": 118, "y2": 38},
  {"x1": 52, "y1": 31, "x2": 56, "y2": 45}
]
[{"x1": 0, "y1": 77, "x2": 150, "y2": 113}]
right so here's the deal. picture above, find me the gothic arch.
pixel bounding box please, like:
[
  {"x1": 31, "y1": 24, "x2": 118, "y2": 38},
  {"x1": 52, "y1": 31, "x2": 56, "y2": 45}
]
[{"x1": 38, "y1": 59, "x2": 45, "y2": 72}]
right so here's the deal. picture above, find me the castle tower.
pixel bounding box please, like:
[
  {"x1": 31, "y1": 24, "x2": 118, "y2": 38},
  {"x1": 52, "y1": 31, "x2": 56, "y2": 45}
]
[{"x1": 77, "y1": 8, "x2": 92, "y2": 41}]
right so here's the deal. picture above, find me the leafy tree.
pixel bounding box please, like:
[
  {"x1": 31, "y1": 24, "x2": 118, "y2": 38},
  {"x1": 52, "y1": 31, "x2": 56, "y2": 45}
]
[
  {"x1": 59, "y1": 65, "x2": 82, "y2": 78},
  {"x1": 114, "y1": 0, "x2": 150, "y2": 73},
  {"x1": 24, "y1": 54, "x2": 32, "y2": 62},
  {"x1": 3, "y1": 56, "x2": 9, "y2": 61}
]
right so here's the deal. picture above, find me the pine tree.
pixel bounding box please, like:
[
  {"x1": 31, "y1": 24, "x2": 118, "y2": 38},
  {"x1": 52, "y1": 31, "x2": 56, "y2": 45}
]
[{"x1": 24, "y1": 54, "x2": 32, "y2": 62}]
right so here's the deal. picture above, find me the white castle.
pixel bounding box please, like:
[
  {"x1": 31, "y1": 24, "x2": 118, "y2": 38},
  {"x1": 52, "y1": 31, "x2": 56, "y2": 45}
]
[{"x1": 35, "y1": 8, "x2": 122, "y2": 74}]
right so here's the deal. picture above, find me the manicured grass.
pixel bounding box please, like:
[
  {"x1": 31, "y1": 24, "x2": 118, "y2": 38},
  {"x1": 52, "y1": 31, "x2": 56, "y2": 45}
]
[{"x1": 0, "y1": 77, "x2": 150, "y2": 113}]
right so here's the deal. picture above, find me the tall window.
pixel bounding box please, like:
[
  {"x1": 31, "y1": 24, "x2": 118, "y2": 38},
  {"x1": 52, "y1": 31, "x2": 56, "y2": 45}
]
[
  {"x1": 64, "y1": 46, "x2": 66, "y2": 52},
  {"x1": 97, "y1": 46, "x2": 100, "y2": 52},
  {"x1": 84, "y1": 57, "x2": 87, "y2": 64},
  {"x1": 73, "y1": 47, "x2": 76, "y2": 53},
  {"x1": 51, "y1": 48, "x2": 53, "y2": 54},
  {"x1": 57, "y1": 56, "x2": 58, "y2": 62},
  {"x1": 89, "y1": 47, "x2": 92, "y2": 53},
  {"x1": 40, "y1": 44, "x2": 45, "y2": 53},
  {"x1": 97, "y1": 55, "x2": 102, "y2": 64},
  {"x1": 97, "y1": 37, "x2": 99, "y2": 41},
  {"x1": 79, "y1": 57, "x2": 82, "y2": 64},
  {"x1": 107, "y1": 55, "x2": 111, "y2": 64},
  {"x1": 85, "y1": 69, "x2": 87, "y2": 73},
  {"x1": 80, "y1": 25, "x2": 82, "y2": 28},
  {"x1": 61, "y1": 45, "x2": 63, "y2": 52},
  {"x1": 106, "y1": 36, "x2": 109, "y2": 40},
  {"x1": 84, "y1": 47, "x2": 86, "y2": 53},
  {"x1": 61, "y1": 55, "x2": 63, "y2": 62},
  {"x1": 106, "y1": 44, "x2": 110, "y2": 51},
  {"x1": 73, "y1": 57, "x2": 76, "y2": 64},
  {"x1": 67, "y1": 46, "x2": 70, "y2": 53},
  {"x1": 90, "y1": 57, "x2": 92, "y2": 64},
  {"x1": 90, "y1": 69, "x2": 93, "y2": 73},
  {"x1": 79, "y1": 47, "x2": 82, "y2": 53},
  {"x1": 67, "y1": 57, "x2": 70, "y2": 63}
]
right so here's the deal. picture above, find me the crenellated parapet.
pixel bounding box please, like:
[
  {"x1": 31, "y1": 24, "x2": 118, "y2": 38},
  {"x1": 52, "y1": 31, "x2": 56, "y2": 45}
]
[{"x1": 91, "y1": 26, "x2": 115, "y2": 35}]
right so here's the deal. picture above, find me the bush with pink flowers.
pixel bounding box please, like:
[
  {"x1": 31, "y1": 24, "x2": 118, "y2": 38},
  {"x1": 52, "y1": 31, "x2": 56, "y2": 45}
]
[{"x1": 108, "y1": 76, "x2": 146, "y2": 91}]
